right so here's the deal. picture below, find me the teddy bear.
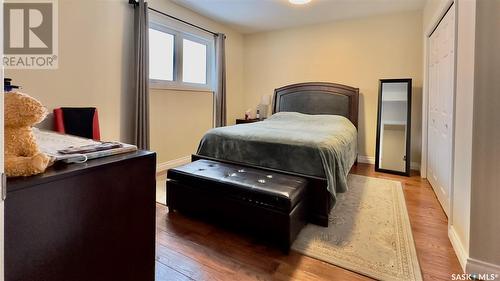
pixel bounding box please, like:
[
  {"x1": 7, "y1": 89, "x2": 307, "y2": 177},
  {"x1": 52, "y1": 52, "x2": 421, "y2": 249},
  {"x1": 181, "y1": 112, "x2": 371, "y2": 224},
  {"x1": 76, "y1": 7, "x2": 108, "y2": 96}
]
[{"x1": 5, "y1": 92, "x2": 51, "y2": 177}]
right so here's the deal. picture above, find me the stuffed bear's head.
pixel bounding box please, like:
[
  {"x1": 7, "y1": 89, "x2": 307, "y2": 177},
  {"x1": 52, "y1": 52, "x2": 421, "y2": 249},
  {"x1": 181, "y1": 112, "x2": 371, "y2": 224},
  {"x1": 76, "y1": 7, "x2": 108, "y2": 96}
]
[{"x1": 5, "y1": 92, "x2": 48, "y2": 128}]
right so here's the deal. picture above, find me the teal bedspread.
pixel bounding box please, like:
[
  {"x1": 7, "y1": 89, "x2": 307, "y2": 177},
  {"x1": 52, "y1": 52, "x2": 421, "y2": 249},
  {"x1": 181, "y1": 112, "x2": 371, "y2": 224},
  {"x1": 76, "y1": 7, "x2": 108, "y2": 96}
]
[{"x1": 197, "y1": 112, "x2": 358, "y2": 198}]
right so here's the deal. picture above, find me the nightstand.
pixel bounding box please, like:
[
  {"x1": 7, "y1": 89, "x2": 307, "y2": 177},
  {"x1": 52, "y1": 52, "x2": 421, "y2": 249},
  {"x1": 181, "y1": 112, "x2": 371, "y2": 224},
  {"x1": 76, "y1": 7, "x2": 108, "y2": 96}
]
[{"x1": 236, "y1": 118, "x2": 261, "y2": 124}]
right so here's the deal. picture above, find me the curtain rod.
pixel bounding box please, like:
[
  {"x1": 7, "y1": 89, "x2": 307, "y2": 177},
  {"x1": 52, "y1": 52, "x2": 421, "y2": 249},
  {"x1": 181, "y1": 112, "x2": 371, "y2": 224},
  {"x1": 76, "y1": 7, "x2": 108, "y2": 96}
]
[{"x1": 129, "y1": 0, "x2": 218, "y2": 36}]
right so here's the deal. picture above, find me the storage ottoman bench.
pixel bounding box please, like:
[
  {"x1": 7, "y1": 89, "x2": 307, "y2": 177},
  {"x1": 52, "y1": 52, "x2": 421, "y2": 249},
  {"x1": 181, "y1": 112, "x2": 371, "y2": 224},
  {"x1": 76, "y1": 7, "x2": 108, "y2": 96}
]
[{"x1": 167, "y1": 159, "x2": 308, "y2": 251}]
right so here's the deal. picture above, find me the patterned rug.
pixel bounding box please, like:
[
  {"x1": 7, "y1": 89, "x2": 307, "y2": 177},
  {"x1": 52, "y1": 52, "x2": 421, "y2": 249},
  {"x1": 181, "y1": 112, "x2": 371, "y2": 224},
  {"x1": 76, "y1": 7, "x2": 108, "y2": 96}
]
[{"x1": 292, "y1": 174, "x2": 423, "y2": 281}]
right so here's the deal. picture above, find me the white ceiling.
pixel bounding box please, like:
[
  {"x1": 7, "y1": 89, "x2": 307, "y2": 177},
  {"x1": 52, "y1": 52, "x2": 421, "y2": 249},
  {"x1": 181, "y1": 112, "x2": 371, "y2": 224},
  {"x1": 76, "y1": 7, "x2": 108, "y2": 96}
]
[{"x1": 170, "y1": 0, "x2": 426, "y2": 34}]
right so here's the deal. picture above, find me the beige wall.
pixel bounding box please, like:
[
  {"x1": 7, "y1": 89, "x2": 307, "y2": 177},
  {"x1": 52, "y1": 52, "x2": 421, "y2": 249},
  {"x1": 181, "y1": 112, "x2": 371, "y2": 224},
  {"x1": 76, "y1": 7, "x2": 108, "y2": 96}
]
[
  {"x1": 147, "y1": 0, "x2": 245, "y2": 164},
  {"x1": 5, "y1": 0, "x2": 245, "y2": 164},
  {"x1": 242, "y1": 11, "x2": 423, "y2": 163},
  {"x1": 6, "y1": 0, "x2": 135, "y2": 142},
  {"x1": 150, "y1": 90, "x2": 213, "y2": 163},
  {"x1": 6, "y1": 0, "x2": 422, "y2": 166},
  {"x1": 469, "y1": 0, "x2": 500, "y2": 268}
]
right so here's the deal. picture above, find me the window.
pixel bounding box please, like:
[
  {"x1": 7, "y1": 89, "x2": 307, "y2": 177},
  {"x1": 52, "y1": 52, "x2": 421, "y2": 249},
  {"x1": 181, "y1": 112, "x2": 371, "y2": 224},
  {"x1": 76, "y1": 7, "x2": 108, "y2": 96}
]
[
  {"x1": 182, "y1": 39, "x2": 207, "y2": 84},
  {"x1": 149, "y1": 29, "x2": 174, "y2": 81},
  {"x1": 148, "y1": 18, "x2": 214, "y2": 91}
]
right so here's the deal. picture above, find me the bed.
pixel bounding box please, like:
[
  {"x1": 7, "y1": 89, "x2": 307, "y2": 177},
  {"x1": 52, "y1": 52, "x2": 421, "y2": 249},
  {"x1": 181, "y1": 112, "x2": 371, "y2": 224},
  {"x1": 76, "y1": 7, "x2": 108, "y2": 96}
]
[{"x1": 194, "y1": 82, "x2": 359, "y2": 226}]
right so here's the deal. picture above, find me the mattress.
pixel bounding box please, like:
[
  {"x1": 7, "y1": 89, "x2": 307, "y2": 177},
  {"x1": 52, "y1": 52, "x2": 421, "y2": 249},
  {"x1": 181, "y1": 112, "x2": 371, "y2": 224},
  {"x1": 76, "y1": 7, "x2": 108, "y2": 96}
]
[{"x1": 197, "y1": 112, "x2": 358, "y2": 198}]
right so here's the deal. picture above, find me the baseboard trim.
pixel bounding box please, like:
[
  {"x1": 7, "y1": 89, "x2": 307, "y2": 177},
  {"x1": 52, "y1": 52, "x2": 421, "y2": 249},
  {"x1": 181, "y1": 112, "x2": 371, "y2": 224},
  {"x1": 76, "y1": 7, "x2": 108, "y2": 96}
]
[
  {"x1": 357, "y1": 155, "x2": 375, "y2": 164},
  {"x1": 466, "y1": 258, "x2": 500, "y2": 275},
  {"x1": 357, "y1": 155, "x2": 420, "y2": 171},
  {"x1": 448, "y1": 225, "x2": 469, "y2": 271},
  {"x1": 156, "y1": 156, "x2": 191, "y2": 175},
  {"x1": 410, "y1": 162, "x2": 420, "y2": 171},
  {"x1": 447, "y1": 226, "x2": 500, "y2": 275}
]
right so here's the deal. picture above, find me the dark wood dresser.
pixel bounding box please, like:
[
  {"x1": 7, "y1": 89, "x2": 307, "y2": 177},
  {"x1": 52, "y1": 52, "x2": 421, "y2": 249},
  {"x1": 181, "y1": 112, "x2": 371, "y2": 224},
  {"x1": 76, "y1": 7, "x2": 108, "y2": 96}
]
[{"x1": 5, "y1": 151, "x2": 156, "y2": 281}]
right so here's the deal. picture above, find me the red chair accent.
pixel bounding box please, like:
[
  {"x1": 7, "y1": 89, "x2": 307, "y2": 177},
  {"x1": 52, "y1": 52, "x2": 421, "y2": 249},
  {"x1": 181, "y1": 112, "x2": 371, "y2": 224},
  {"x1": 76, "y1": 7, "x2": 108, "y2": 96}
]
[
  {"x1": 53, "y1": 107, "x2": 101, "y2": 141},
  {"x1": 92, "y1": 110, "x2": 101, "y2": 141},
  {"x1": 53, "y1": 108, "x2": 65, "y2": 134}
]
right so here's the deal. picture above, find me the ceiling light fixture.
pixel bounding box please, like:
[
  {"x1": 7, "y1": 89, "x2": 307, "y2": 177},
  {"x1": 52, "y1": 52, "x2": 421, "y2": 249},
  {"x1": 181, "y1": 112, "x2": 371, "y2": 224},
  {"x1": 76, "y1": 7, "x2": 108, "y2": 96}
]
[{"x1": 289, "y1": 0, "x2": 312, "y2": 5}]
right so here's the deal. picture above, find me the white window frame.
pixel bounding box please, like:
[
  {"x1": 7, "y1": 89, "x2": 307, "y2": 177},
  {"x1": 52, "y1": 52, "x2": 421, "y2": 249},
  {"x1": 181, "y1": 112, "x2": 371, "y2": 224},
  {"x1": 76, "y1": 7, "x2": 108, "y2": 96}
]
[{"x1": 149, "y1": 15, "x2": 215, "y2": 92}]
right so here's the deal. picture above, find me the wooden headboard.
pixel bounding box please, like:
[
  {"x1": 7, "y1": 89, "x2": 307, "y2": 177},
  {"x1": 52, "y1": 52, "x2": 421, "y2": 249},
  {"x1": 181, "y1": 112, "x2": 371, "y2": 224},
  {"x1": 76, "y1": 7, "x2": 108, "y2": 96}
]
[{"x1": 272, "y1": 82, "x2": 359, "y2": 128}]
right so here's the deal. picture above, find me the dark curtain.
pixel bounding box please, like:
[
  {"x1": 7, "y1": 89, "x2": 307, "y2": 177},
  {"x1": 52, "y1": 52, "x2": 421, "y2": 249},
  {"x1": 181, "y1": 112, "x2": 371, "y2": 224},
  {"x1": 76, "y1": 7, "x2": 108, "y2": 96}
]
[
  {"x1": 133, "y1": 0, "x2": 150, "y2": 149},
  {"x1": 214, "y1": 33, "x2": 227, "y2": 127}
]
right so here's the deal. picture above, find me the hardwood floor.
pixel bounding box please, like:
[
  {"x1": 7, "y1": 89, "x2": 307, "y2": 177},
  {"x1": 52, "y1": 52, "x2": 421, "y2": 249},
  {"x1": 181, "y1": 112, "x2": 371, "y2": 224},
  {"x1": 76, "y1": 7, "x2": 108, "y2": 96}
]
[{"x1": 155, "y1": 163, "x2": 462, "y2": 281}]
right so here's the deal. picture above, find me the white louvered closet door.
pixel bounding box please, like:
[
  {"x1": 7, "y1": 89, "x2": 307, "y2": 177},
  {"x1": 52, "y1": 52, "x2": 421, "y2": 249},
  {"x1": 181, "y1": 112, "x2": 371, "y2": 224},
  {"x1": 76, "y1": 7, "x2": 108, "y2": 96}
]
[{"x1": 427, "y1": 4, "x2": 455, "y2": 216}]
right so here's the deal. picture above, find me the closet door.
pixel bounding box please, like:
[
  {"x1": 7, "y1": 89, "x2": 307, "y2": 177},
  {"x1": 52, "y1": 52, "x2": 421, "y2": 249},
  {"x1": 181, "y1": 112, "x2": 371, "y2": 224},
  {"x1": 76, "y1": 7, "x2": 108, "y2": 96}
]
[{"x1": 427, "y1": 4, "x2": 455, "y2": 216}]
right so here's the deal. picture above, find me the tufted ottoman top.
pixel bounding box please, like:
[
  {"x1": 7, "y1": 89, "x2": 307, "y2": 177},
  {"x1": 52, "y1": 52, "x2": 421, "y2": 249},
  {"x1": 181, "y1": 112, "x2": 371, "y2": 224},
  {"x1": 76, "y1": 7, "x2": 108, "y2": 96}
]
[{"x1": 167, "y1": 159, "x2": 308, "y2": 211}]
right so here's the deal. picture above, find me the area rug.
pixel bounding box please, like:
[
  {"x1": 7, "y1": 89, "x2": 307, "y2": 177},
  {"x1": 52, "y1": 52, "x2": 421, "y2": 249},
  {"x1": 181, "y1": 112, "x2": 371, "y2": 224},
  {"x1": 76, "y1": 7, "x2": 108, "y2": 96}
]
[{"x1": 292, "y1": 174, "x2": 423, "y2": 281}]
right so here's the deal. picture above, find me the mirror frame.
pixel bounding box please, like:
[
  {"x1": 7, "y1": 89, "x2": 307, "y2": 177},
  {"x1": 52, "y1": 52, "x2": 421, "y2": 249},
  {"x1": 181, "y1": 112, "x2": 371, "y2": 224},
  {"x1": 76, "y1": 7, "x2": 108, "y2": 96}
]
[{"x1": 375, "y1": 78, "x2": 412, "y2": 176}]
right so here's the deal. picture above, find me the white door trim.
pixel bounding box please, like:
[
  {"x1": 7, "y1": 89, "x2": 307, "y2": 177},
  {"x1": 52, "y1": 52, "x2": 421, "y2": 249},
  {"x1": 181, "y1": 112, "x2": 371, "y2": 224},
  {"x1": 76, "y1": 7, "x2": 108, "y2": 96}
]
[
  {"x1": 422, "y1": 0, "x2": 458, "y2": 223},
  {"x1": 423, "y1": 0, "x2": 471, "y2": 272},
  {"x1": 421, "y1": 0, "x2": 455, "y2": 179}
]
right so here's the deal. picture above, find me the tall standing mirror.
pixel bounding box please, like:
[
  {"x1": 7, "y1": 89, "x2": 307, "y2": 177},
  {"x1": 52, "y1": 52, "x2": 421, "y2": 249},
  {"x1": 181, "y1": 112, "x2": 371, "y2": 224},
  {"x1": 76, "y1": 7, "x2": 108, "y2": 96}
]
[{"x1": 375, "y1": 79, "x2": 412, "y2": 176}]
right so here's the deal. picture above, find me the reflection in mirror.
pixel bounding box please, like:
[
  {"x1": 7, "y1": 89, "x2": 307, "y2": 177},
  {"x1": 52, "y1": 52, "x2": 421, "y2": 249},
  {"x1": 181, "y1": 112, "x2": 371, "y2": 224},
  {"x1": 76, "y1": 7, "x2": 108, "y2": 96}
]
[{"x1": 375, "y1": 79, "x2": 412, "y2": 176}]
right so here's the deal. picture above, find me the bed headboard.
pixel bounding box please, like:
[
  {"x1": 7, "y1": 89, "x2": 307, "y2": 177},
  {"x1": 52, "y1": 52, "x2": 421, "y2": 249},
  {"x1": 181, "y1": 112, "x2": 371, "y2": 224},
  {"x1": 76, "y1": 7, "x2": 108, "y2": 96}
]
[{"x1": 272, "y1": 82, "x2": 360, "y2": 128}]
